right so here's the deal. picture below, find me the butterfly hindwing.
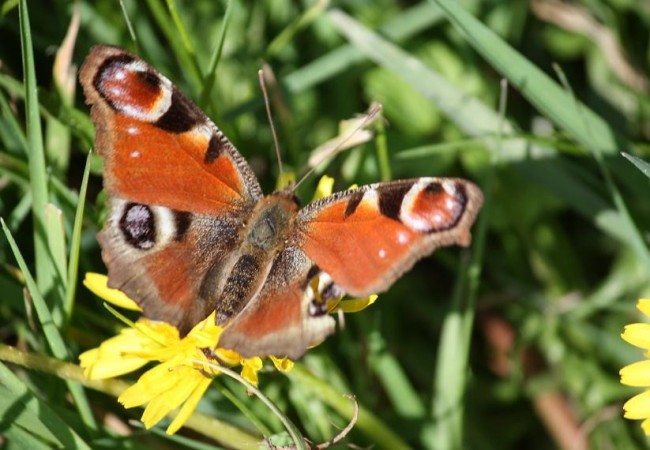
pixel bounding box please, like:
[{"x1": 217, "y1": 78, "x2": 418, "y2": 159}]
[
  {"x1": 218, "y1": 247, "x2": 337, "y2": 359},
  {"x1": 97, "y1": 199, "x2": 245, "y2": 334}
]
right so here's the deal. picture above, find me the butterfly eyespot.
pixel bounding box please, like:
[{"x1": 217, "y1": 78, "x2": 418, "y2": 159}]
[
  {"x1": 399, "y1": 180, "x2": 468, "y2": 233},
  {"x1": 135, "y1": 69, "x2": 162, "y2": 90},
  {"x1": 120, "y1": 203, "x2": 156, "y2": 250},
  {"x1": 94, "y1": 56, "x2": 172, "y2": 122}
]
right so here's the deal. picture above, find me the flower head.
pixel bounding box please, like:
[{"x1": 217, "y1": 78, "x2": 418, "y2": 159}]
[
  {"x1": 620, "y1": 298, "x2": 650, "y2": 434},
  {"x1": 81, "y1": 266, "x2": 374, "y2": 432},
  {"x1": 80, "y1": 274, "x2": 294, "y2": 434}
]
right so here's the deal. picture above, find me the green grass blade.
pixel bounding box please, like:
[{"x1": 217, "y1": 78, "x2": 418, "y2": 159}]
[
  {"x1": 5, "y1": 192, "x2": 32, "y2": 231},
  {"x1": 265, "y1": 0, "x2": 327, "y2": 59},
  {"x1": 1, "y1": 219, "x2": 97, "y2": 430},
  {"x1": 429, "y1": 0, "x2": 631, "y2": 156},
  {"x1": 17, "y1": 0, "x2": 96, "y2": 429},
  {"x1": 0, "y1": 72, "x2": 27, "y2": 98},
  {"x1": 284, "y1": 2, "x2": 444, "y2": 93},
  {"x1": 118, "y1": 0, "x2": 138, "y2": 45},
  {"x1": 198, "y1": 0, "x2": 234, "y2": 110},
  {"x1": 44, "y1": 204, "x2": 67, "y2": 326},
  {"x1": 64, "y1": 152, "x2": 92, "y2": 324},
  {"x1": 165, "y1": 0, "x2": 198, "y2": 64},
  {"x1": 369, "y1": 334, "x2": 426, "y2": 418},
  {"x1": 216, "y1": 380, "x2": 273, "y2": 436},
  {"x1": 0, "y1": 361, "x2": 92, "y2": 450},
  {"x1": 2, "y1": 427, "x2": 53, "y2": 450},
  {"x1": 0, "y1": 89, "x2": 28, "y2": 154},
  {"x1": 0, "y1": 151, "x2": 29, "y2": 189},
  {"x1": 19, "y1": 0, "x2": 56, "y2": 306},
  {"x1": 226, "y1": 2, "x2": 444, "y2": 120},
  {"x1": 143, "y1": 0, "x2": 203, "y2": 92},
  {"x1": 327, "y1": 9, "x2": 513, "y2": 138},
  {"x1": 622, "y1": 152, "x2": 650, "y2": 179},
  {"x1": 0, "y1": 72, "x2": 94, "y2": 149}
]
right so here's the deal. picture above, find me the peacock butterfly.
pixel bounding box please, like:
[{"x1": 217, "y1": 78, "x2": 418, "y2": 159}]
[{"x1": 80, "y1": 45, "x2": 484, "y2": 359}]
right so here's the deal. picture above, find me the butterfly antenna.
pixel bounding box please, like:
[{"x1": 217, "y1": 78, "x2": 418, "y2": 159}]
[
  {"x1": 294, "y1": 103, "x2": 383, "y2": 191},
  {"x1": 258, "y1": 68, "x2": 284, "y2": 185}
]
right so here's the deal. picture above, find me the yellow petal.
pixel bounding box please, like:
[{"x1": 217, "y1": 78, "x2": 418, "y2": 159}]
[
  {"x1": 79, "y1": 327, "x2": 162, "y2": 379},
  {"x1": 140, "y1": 366, "x2": 202, "y2": 429},
  {"x1": 215, "y1": 348, "x2": 244, "y2": 366},
  {"x1": 119, "y1": 361, "x2": 182, "y2": 408},
  {"x1": 312, "y1": 175, "x2": 334, "y2": 201},
  {"x1": 187, "y1": 312, "x2": 222, "y2": 348},
  {"x1": 638, "y1": 299, "x2": 650, "y2": 318},
  {"x1": 336, "y1": 294, "x2": 378, "y2": 313},
  {"x1": 79, "y1": 347, "x2": 148, "y2": 379},
  {"x1": 103, "y1": 324, "x2": 170, "y2": 362},
  {"x1": 621, "y1": 360, "x2": 650, "y2": 387},
  {"x1": 84, "y1": 273, "x2": 141, "y2": 311},
  {"x1": 270, "y1": 356, "x2": 294, "y2": 372},
  {"x1": 166, "y1": 376, "x2": 212, "y2": 434},
  {"x1": 623, "y1": 390, "x2": 650, "y2": 419},
  {"x1": 621, "y1": 324, "x2": 650, "y2": 349},
  {"x1": 241, "y1": 357, "x2": 263, "y2": 386}
]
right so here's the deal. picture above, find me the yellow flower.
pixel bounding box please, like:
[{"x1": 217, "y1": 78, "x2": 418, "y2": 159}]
[
  {"x1": 620, "y1": 298, "x2": 650, "y2": 434},
  {"x1": 80, "y1": 274, "x2": 283, "y2": 434},
  {"x1": 80, "y1": 274, "x2": 375, "y2": 433}
]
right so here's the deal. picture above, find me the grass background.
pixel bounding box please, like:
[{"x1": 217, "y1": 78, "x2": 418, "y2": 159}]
[{"x1": 1, "y1": 0, "x2": 649, "y2": 448}]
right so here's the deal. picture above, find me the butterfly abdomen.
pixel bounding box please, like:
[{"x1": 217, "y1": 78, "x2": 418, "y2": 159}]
[{"x1": 213, "y1": 193, "x2": 301, "y2": 323}]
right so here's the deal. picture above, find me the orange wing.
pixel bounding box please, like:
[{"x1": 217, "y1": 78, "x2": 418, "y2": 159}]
[
  {"x1": 218, "y1": 247, "x2": 335, "y2": 359},
  {"x1": 80, "y1": 45, "x2": 262, "y2": 215},
  {"x1": 296, "y1": 178, "x2": 483, "y2": 296},
  {"x1": 80, "y1": 46, "x2": 262, "y2": 334}
]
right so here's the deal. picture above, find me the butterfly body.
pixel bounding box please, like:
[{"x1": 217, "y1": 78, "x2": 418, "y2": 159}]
[
  {"x1": 81, "y1": 45, "x2": 483, "y2": 359},
  {"x1": 213, "y1": 191, "x2": 300, "y2": 324}
]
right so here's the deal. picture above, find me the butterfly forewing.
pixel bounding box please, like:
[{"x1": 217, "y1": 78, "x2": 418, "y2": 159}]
[
  {"x1": 80, "y1": 45, "x2": 263, "y2": 215},
  {"x1": 297, "y1": 178, "x2": 483, "y2": 296}
]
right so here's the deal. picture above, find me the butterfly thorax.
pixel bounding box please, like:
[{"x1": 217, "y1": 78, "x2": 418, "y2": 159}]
[
  {"x1": 245, "y1": 192, "x2": 299, "y2": 251},
  {"x1": 215, "y1": 193, "x2": 299, "y2": 324}
]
